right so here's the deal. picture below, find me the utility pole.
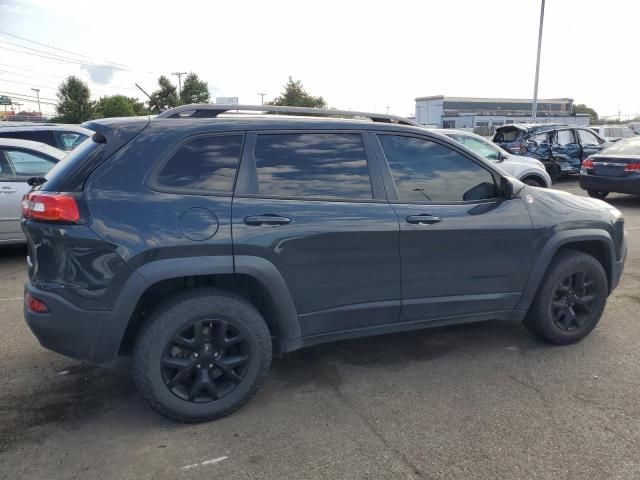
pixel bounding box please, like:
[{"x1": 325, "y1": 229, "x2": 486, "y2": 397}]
[
  {"x1": 172, "y1": 72, "x2": 187, "y2": 98},
  {"x1": 386, "y1": 105, "x2": 390, "y2": 114},
  {"x1": 258, "y1": 92, "x2": 267, "y2": 105},
  {"x1": 31, "y1": 88, "x2": 41, "y2": 114},
  {"x1": 531, "y1": 0, "x2": 545, "y2": 122}
]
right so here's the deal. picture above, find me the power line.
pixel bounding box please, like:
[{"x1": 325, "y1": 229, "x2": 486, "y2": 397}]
[
  {"x1": 0, "y1": 62, "x2": 68, "y2": 80},
  {"x1": 0, "y1": 44, "x2": 124, "y2": 70},
  {"x1": 0, "y1": 90, "x2": 58, "y2": 102},
  {"x1": 0, "y1": 77, "x2": 57, "y2": 90},
  {"x1": 0, "y1": 29, "x2": 129, "y2": 68}
]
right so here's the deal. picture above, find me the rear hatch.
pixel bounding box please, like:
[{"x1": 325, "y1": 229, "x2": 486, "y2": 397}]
[
  {"x1": 493, "y1": 125, "x2": 527, "y2": 154},
  {"x1": 22, "y1": 117, "x2": 149, "y2": 308}
]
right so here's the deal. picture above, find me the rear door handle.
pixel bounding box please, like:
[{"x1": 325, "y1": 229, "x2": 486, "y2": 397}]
[
  {"x1": 0, "y1": 187, "x2": 17, "y2": 194},
  {"x1": 244, "y1": 215, "x2": 292, "y2": 226},
  {"x1": 405, "y1": 214, "x2": 443, "y2": 225}
]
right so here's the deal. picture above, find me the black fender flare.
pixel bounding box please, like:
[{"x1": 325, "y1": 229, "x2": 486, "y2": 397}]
[
  {"x1": 516, "y1": 229, "x2": 615, "y2": 311},
  {"x1": 93, "y1": 255, "x2": 300, "y2": 364}
]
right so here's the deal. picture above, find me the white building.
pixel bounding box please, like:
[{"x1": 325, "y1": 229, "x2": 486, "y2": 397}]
[{"x1": 415, "y1": 95, "x2": 590, "y2": 133}]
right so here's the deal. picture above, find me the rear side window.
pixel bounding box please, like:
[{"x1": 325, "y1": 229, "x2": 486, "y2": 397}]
[
  {"x1": 253, "y1": 133, "x2": 372, "y2": 200},
  {"x1": 155, "y1": 135, "x2": 243, "y2": 194}
]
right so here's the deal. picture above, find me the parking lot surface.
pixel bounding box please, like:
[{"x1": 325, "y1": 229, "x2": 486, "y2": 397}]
[{"x1": 1, "y1": 179, "x2": 639, "y2": 480}]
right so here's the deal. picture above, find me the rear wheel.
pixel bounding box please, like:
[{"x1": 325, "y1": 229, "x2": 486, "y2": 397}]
[
  {"x1": 587, "y1": 190, "x2": 609, "y2": 200},
  {"x1": 133, "y1": 288, "x2": 272, "y2": 422},
  {"x1": 524, "y1": 250, "x2": 608, "y2": 345},
  {"x1": 545, "y1": 163, "x2": 560, "y2": 183}
]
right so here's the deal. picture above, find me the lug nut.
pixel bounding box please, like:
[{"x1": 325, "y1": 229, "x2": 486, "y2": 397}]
[
  {"x1": 196, "y1": 364, "x2": 201, "y2": 369},
  {"x1": 208, "y1": 364, "x2": 214, "y2": 369}
]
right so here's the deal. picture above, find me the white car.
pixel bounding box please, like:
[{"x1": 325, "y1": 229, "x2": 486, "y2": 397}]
[
  {"x1": 0, "y1": 123, "x2": 92, "y2": 151},
  {"x1": 432, "y1": 129, "x2": 552, "y2": 188},
  {"x1": 0, "y1": 138, "x2": 66, "y2": 244},
  {"x1": 589, "y1": 125, "x2": 636, "y2": 143}
]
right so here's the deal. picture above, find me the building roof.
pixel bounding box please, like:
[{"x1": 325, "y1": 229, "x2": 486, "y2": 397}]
[{"x1": 415, "y1": 95, "x2": 573, "y2": 104}]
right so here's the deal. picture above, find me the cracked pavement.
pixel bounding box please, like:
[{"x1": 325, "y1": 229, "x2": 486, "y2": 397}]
[{"x1": 1, "y1": 178, "x2": 639, "y2": 479}]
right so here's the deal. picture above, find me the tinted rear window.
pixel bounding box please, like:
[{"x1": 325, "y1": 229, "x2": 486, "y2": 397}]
[
  {"x1": 253, "y1": 133, "x2": 372, "y2": 200},
  {"x1": 494, "y1": 128, "x2": 522, "y2": 142},
  {"x1": 155, "y1": 135, "x2": 243, "y2": 193},
  {"x1": 42, "y1": 136, "x2": 105, "y2": 192}
]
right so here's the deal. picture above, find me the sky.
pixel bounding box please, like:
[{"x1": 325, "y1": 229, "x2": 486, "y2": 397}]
[{"x1": 0, "y1": 0, "x2": 638, "y2": 119}]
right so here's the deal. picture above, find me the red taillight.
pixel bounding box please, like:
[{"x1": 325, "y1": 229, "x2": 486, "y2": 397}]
[
  {"x1": 25, "y1": 292, "x2": 49, "y2": 313},
  {"x1": 624, "y1": 162, "x2": 640, "y2": 172},
  {"x1": 22, "y1": 192, "x2": 80, "y2": 223},
  {"x1": 582, "y1": 158, "x2": 594, "y2": 169}
]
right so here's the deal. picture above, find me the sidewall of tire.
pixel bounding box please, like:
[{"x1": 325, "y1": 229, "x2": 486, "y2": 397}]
[
  {"x1": 525, "y1": 251, "x2": 608, "y2": 345},
  {"x1": 133, "y1": 289, "x2": 271, "y2": 422}
]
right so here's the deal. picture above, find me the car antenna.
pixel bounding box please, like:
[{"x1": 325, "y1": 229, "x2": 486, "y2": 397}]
[{"x1": 135, "y1": 83, "x2": 163, "y2": 113}]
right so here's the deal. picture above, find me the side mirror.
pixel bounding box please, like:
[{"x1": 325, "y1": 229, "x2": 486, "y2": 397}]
[
  {"x1": 496, "y1": 152, "x2": 507, "y2": 162},
  {"x1": 500, "y1": 176, "x2": 514, "y2": 199}
]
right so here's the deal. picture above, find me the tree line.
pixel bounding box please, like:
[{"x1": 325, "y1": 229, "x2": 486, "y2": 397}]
[
  {"x1": 53, "y1": 75, "x2": 326, "y2": 124},
  {"x1": 53, "y1": 72, "x2": 211, "y2": 123}
]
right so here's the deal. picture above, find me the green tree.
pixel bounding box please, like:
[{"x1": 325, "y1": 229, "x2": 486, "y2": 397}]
[
  {"x1": 94, "y1": 95, "x2": 136, "y2": 118},
  {"x1": 270, "y1": 77, "x2": 327, "y2": 108},
  {"x1": 574, "y1": 103, "x2": 598, "y2": 123},
  {"x1": 148, "y1": 75, "x2": 179, "y2": 113},
  {"x1": 55, "y1": 76, "x2": 94, "y2": 123},
  {"x1": 180, "y1": 72, "x2": 210, "y2": 105},
  {"x1": 127, "y1": 97, "x2": 150, "y2": 116}
]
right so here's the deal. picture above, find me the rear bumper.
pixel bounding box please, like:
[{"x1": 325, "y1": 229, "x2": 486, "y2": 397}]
[
  {"x1": 579, "y1": 174, "x2": 640, "y2": 195},
  {"x1": 24, "y1": 283, "x2": 112, "y2": 365}
]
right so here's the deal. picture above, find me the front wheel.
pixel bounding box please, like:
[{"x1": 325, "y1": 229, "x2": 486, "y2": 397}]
[
  {"x1": 524, "y1": 250, "x2": 608, "y2": 345},
  {"x1": 587, "y1": 190, "x2": 609, "y2": 200},
  {"x1": 133, "y1": 288, "x2": 272, "y2": 422},
  {"x1": 522, "y1": 177, "x2": 544, "y2": 188}
]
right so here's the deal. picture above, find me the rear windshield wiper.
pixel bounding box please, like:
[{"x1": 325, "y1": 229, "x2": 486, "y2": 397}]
[{"x1": 27, "y1": 177, "x2": 47, "y2": 187}]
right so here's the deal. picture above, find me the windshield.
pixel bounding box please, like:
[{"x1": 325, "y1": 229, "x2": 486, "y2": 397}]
[
  {"x1": 449, "y1": 133, "x2": 501, "y2": 160},
  {"x1": 602, "y1": 136, "x2": 640, "y2": 155}
]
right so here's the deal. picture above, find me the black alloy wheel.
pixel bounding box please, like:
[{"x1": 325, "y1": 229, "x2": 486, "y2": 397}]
[
  {"x1": 550, "y1": 270, "x2": 596, "y2": 332},
  {"x1": 161, "y1": 319, "x2": 251, "y2": 403}
]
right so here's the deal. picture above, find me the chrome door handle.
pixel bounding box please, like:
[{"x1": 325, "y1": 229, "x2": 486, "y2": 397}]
[
  {"x1": 405, "y1": 214, "x2": 443, "y2": 225},
  {"x1": 0, "y1": 188, "x2": 17, "y2": 194},
  {"x1": 244, "y1": 215, "x2": 292, "y2": 226}
]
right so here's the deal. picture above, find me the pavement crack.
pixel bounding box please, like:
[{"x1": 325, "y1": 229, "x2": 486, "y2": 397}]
[{"x1": 304, "y1": 355, "x2": 432, "y2": 480}]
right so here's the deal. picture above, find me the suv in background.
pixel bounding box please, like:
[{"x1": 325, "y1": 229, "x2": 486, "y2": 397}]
[
  {"x1": 22, "y1": 105, "x2": 626, "y2": 422},
  {"x1": 433, "y1": 129, "x2": 552, "y2": 187},
  {"x1": 0, "y1": 123, "x2": 92, "y2": 151},
  {"x1": 589, "y1": 125, "x2": 636, "y2": 143},
  {"x1": 493, "y1": 124, "x2": 609, "y2": 180}
]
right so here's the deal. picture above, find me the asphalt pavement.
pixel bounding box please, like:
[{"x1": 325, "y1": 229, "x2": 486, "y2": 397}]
[{"x1": 1, "y1": 179, "x2": 639, "y2": 480}]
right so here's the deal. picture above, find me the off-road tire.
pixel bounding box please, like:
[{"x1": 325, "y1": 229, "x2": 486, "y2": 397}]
[
  {"x1": 524, "y1": 250, "x2": 608, "y2": 345},
  {"x1": 133, "y1": 288, "x2": 272, "y2": 422}
]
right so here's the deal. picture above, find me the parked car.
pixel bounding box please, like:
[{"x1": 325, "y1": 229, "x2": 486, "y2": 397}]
[
  {"x1": 493, "y1": 124, "x2": 609, "y2": 180},
  {"x1": 589, "y1": 125, "x2": 636, "y2": 143},
  {"x1": 0, "y1": 138, "x2": 66, "y2": 244},
  {"x1": 433, "y1": 129, "x2": 552, "y2": 187},
  {"x1": 0, "y1": 123, "x2": 92, "y2": 151},
  {"x1": 22, "y1": 105, "x2": 626, "y2": 422},
  {"x1": 579, "y1": 136, "x2": 640, "y2": 199}
]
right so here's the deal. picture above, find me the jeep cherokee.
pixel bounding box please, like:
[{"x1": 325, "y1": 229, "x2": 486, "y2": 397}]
[{"x1": 22, "y1": 105, "x2": 627, "y2": 422}]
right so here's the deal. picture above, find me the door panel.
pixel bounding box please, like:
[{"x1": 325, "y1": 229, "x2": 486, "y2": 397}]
[
  {"x1": 232, "y1": 199, "x2": 401, "y2": 335},
  {"x1": 373, "y1": 133, "x2": 536, "y2": 323},
  {"x1": 552, "y1": 129, "x2": 582, "y2": 171},
  {"x1": 232, "y1": 131, "x2": 401, "y2": 337},
  {"x1": 577, "y1": 128, "x2": 605, "y2": 160},
  {"x1": 393, "y1": 199, "x2": 534, "y2": 322},
  {"x1": 0, "y1": 181, "x2": 30, "y2": 239}
]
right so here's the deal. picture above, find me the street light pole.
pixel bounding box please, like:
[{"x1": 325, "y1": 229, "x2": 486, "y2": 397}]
[
  {"x1": 258, "y1": 92, "x2": 267, "y2": 105},
  {"x1": 31, "y1": 88, "x2": 41, "y2": 114},
  {"x1": 531, "y1": 0, "x2": 545, "y2": 122}
]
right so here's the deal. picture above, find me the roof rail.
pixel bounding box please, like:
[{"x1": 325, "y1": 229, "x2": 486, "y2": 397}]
[{"x1": 156, "y1": 104, "x2": 421, "y2": 127}]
